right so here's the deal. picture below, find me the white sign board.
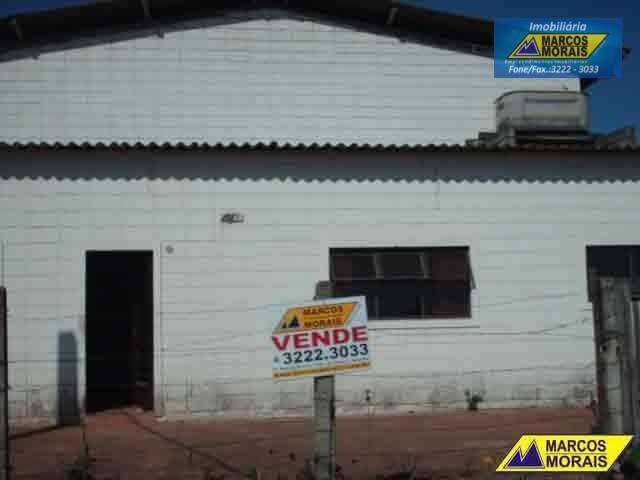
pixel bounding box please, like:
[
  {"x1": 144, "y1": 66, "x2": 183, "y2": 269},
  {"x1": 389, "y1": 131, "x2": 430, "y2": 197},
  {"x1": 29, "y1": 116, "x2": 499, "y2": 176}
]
[{"x1": 271, "y1": 296, "x2": 370, "y2": 380}]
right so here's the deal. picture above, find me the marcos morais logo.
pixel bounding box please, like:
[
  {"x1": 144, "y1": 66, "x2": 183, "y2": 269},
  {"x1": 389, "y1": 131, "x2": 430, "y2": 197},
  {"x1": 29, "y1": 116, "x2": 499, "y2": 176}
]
[
  {"x1": 497, "y1": 435, "x2": 633, "y2": 473},
  {"x1": 514, "y1": 38, "x2": 540, "y2": 56},
  {"x1": 494, "y1": 18, "x2": 622, "y2": 78},
  {"x1": 505, "y1": 441, "x2": 544, "y2": 469}
]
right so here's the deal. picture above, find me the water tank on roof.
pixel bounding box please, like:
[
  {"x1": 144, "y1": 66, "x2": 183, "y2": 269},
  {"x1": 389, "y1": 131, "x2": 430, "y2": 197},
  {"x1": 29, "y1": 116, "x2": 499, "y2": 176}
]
[{"x1": 496, "y1": 90, "x2": 589, "y2": 134}]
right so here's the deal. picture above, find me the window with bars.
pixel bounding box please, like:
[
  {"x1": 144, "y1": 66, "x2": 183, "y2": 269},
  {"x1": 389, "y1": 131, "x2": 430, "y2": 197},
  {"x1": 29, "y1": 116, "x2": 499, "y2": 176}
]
[{"x1": 329, "y1": 247, "x2": 472, "y2": 319}]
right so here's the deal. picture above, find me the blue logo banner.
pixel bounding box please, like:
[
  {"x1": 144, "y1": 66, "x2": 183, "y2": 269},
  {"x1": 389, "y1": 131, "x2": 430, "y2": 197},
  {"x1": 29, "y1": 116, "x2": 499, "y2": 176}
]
[{"x1": 494, "y1": 18, "x2": 622, "y2": 78}]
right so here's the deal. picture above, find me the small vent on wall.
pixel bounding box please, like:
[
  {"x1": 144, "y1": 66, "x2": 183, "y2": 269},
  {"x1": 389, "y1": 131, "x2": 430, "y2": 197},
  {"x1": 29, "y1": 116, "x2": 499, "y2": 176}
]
[{"x1": 220, "y1": 212, "x2": 245, "y2": 224}]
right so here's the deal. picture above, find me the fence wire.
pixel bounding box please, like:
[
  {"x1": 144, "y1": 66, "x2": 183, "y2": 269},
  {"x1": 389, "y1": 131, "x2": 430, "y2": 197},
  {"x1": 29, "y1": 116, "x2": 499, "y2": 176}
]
[
  {"x1": 2, "y1": 289, "x2": 598, "y2": 479},
  {"x1": 7, "y1": 389, "x2": 597, "y2": 480}
]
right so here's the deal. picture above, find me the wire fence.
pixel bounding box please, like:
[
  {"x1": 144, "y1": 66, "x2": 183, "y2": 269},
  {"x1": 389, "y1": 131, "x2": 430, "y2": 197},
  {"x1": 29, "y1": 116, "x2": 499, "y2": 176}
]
[
  {"x1": 5, "y1": 391, "x2": 598, "y2": 480},
  {"x1": 2, "y1": 290, "x2": 599, "y2": 479},
  {"x1": 4, "y1": 302, "x2": 594, "y2": 363},
  {"x1": 8, "y1": 400, "x2": 595, "y2": 480},
  {"x1": 5, "y1": 351, "x2": 597, "y2": 479}
]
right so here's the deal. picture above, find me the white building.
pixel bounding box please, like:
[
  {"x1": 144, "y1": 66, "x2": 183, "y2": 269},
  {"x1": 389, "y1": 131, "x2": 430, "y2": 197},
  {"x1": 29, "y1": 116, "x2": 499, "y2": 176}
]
[{"x1": 0, "y1": 1, "x2": 637, "y2": 422}]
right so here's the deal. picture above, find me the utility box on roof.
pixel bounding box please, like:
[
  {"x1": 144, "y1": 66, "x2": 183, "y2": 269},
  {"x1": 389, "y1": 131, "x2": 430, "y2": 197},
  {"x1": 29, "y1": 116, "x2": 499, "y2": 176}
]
[{"x1": 496, "y1": 91, "x2": 590, "y2": 133}]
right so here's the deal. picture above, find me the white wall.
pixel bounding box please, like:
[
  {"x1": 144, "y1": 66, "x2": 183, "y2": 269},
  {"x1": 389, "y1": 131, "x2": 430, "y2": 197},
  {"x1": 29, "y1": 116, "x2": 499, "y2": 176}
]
[
  {"x1": 0, "y1": 10, "x2": 579, "y2": 146},
  {"x1": 2, "y1": 149, "x2": 638, "y2": 421}
]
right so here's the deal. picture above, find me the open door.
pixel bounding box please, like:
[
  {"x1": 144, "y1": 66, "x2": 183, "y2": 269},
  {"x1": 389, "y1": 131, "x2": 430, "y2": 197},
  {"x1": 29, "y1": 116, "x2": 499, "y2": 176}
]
[{"x1": 85, "y1": 251, "x2": 153, "y2": 413}]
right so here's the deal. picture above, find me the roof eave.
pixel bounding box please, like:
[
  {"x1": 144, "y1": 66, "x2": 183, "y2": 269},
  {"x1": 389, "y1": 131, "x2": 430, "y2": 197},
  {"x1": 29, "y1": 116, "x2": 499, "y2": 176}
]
[
  {"x1": 0, "y1": 0, "x2": 495, "y2": 62},
  {"x1": 1, "y1": 141, "x2": 638, "y2": 153}
]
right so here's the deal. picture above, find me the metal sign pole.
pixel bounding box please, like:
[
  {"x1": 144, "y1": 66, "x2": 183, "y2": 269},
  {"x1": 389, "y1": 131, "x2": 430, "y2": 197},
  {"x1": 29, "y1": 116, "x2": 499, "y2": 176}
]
[
  {"x1": 313, "y1": 282, "x2": 336, "y2": 480},
  {"x1": 313, "y1": 375, "x2": 335, "y2": 480}
]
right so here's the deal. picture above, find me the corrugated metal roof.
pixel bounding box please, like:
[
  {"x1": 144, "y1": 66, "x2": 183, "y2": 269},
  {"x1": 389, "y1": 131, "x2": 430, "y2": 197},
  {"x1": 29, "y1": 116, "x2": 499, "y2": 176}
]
[{"x1": 1, "y1": 141, "x2": 638, "y2": 152}]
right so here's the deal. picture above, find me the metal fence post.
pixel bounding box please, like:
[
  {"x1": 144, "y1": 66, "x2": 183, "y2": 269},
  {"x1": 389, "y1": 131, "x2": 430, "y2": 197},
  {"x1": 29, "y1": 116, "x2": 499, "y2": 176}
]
[
  {"x1": 631, "y1": 295, "x2": 640, "y2": 433},
  {"x1": 314, "y1": 375, "x2": 335, "y2": 480},
  {"x1": 0, "y1": 287, "x2": 9, "y2": 480},
  {"x1": 596, "y1": 278, "x2": 628, "y2": 434}
]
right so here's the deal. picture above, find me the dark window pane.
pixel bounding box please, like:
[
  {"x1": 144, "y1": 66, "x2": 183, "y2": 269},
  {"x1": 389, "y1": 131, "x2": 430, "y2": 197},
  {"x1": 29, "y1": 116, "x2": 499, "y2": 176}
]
[
  {"x1": 587, "y1": 246, "x2": 640, "y2": 278},
  {"x1": 586, "y1": 246, "x2": 640, "y2": 301},
  {"x1": 378, "y1": 283, "x2": 424, "y2": 318},
  {"x1": 430, "y1": 281, "x2": 470, "y2": 317},
  {"x1": 332, "y1": 254, "x2": 376, "y2": 280},
  {"x1": 379, "y1": 253, "x2": 424, "y2": 278},
  {"x1": 431, "y1": 250, "x2": 469, "y2": 281},
  {"x1": 333, "y1": 281, "x2": 378, "y2": 317}
]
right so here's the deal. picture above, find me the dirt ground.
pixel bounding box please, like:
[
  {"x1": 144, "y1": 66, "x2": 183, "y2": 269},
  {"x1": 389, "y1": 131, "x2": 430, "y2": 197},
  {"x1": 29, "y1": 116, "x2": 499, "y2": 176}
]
[{"x1": 10, "y1": 407, "x2": 593, "y2": 480}]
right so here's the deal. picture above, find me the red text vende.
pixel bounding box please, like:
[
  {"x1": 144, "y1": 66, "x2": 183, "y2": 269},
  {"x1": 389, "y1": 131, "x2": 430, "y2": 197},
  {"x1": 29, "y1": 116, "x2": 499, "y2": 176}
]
[{"x1": 272, "y1": 326, "x2": 368, "y2": 351}]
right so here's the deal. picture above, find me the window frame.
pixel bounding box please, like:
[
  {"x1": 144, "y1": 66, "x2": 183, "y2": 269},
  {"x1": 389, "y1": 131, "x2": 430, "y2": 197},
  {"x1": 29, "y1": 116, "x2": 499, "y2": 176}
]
[
  {"x1": 330, "y1": 252, "x2": 378, "y2": 281},
  {"x1": 330, "y1": 247, "x2": 473, "y2": 321}
]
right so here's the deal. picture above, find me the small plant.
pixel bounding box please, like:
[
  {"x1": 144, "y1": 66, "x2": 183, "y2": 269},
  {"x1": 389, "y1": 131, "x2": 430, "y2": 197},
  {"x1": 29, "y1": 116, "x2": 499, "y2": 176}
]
[
  {"x1": 63, "y1": 449, "x2": 92, "y2": 480},
  {"x1": 295, "y1": 460, "x2": 315, "y2": 480},
  {"x1": 64, "y1": 421, "x2": 93, "y2": 480},
  {"x1": 464, "y1": 389, "x2": 484, "y2": 411},
  {"x1": 248, "y1": 466, "x2": 260, "y2": 480},
  {"x1": 384, "y1": 449, "x2": 418, "y2": 480}
]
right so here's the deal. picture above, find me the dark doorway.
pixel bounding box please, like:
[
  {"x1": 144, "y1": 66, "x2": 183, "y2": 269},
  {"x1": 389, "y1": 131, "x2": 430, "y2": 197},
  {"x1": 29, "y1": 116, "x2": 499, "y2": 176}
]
[{"x1": 85, "y1": 251, "x2": 153, "y2": 413}]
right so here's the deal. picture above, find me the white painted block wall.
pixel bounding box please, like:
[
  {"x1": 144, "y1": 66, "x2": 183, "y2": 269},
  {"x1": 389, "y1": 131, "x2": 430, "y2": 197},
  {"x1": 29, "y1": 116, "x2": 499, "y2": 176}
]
[
  {"x1": 2, "y1": 149, "x2": 638, "y2": 421},
  {"x1": 0, "y1": 10, "x2": 579, "y2": 146}
]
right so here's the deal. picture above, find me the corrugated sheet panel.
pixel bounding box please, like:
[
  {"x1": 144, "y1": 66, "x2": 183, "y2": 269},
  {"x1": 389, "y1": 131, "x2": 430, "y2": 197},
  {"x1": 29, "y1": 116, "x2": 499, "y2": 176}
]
[{"x1": 0, "y1": 141, "x2": 638, "y2": 152}]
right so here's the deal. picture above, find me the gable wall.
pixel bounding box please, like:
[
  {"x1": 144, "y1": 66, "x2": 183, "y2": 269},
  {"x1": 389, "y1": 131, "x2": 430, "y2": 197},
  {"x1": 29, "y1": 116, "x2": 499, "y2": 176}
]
[{"x1": 0, "y1": 10, "x2": 579, "y2": 145}]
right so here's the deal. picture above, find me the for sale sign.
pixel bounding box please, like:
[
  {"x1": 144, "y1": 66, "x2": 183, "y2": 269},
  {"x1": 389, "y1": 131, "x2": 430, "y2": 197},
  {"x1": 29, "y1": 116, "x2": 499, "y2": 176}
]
[{"x1": 271, "y1": 296, "x2": 370, "y2": 380}]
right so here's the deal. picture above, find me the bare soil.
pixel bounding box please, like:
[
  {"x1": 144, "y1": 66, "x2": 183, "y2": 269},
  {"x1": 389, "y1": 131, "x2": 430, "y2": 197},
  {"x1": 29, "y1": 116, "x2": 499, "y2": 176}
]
[{"x1": 10, "y1": 407, "x2": 593, "y2": 480}]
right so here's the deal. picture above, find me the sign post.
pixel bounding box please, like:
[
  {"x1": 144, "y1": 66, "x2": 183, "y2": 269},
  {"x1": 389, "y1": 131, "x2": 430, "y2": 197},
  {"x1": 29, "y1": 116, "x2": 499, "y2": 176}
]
[
  {"x1": 271, "y1": 296, "x2": 370, "y2": 480},
  {"x1": 313, "y1": 375, "x2": 335, "y2": 480}
]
